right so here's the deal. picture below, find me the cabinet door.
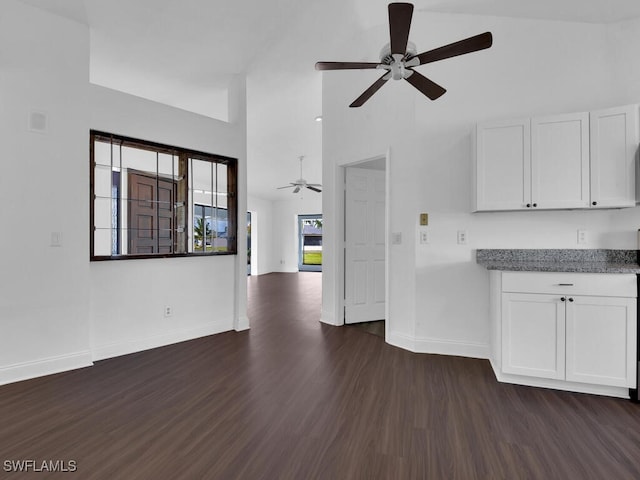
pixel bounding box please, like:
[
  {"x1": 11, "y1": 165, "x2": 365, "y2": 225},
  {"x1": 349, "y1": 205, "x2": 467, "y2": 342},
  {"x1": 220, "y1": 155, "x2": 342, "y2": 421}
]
[
  {"x1": 590, "y1": 105, "x2": 639, "y2": 208},
  {"x1": 531, "y1": 113, "x2": 590, "y2": 209},
  {"x1": 565, "y1": 296, "x2": 637, "y2": 387},
  {"x1": 475, "y1": 119, "x2": 531, "y2": 211},
  {"x1": 502, "y1": 293, "x2": 565, "y2": 379}
]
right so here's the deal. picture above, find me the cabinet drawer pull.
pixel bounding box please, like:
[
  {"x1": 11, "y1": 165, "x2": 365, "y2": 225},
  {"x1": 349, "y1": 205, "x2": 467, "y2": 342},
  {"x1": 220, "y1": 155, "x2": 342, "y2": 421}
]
[
  {"x1": 561, "y1": 297, "x2": 566, "y2": 302},
  {"x1": 556, "y1": 283, "x2": 574, "y2": 286}
]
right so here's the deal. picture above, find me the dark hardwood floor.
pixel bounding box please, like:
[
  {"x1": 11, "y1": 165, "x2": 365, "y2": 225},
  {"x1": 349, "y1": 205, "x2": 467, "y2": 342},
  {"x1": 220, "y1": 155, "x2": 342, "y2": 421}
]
[
  {"x1": 1, "y1": 272, "x2": 640, "y2": 479},
  {"x1": 347, "y1": 320, "x2": 385, "y2": 338}
]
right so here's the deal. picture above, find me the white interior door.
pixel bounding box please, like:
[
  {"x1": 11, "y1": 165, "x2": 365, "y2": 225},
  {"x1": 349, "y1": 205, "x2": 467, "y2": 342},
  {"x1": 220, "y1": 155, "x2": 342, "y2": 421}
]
[{"x1": 345, "y1": 166, "x2": 385, "y2": 324}]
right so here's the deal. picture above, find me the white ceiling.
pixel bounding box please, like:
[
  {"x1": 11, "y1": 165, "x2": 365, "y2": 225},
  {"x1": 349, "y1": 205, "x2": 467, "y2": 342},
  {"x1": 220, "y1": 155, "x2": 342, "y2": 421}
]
[{"x1": 17, "y1": 0, "x2": 640, "y2": 200}]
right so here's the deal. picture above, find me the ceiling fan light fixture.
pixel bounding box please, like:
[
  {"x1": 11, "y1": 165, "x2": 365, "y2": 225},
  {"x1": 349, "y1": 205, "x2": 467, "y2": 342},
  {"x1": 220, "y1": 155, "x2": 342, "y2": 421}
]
[
  {"x1": 314, "y1": 2, "x2": 493, "y2": 107},
  {"x1": 276, "y1": 156, "x2": 322, "y2": 194}
]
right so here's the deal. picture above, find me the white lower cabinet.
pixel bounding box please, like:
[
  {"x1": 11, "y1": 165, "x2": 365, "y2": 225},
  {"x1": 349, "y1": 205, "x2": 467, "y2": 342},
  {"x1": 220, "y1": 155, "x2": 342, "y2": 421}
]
[
  {"x1": 502, "y1": 293, "x2": 565, "y2": 380},
  {"x1": 565, "y1": 295, "x2": 636, "y2": 387},
  {"x1": 495, "y1": 272, "x2": 637, "y2": 396}
]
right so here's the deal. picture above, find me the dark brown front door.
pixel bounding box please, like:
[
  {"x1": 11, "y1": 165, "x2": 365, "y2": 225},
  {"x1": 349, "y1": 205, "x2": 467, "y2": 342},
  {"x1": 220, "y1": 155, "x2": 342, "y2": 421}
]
[{"x1": 128, "y1": 172, "x2": 176, "y2": 255}]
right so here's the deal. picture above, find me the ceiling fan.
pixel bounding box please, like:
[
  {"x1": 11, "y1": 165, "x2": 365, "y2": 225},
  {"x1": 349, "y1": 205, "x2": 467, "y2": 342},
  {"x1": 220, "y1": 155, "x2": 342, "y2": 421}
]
[
  {"x1": 277, "y1": 156, "x2": 322, "y2": 194},
  {"x1": 315, "y1": 2, "x2": 493, "y2": 107}
]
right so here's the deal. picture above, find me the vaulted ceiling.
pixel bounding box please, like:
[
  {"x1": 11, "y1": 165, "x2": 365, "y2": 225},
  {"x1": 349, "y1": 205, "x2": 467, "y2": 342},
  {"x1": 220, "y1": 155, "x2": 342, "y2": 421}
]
[{"x1": 17, "y1": 0, "x2": 640, "y2": 199}]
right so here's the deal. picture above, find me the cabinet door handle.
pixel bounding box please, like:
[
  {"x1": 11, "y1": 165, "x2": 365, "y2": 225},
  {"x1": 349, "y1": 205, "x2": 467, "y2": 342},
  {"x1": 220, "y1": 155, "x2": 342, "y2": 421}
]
[
  {"x1": 561, "y1": 297, "x2": 566, "y2": 302},
  {"x1": 532, "y1": 203, "x2": 538, "y2": 207},
  {"x1": 557, "y1": 283, "x2": 574, "y2": 286},
  {"x1": 568, "y1": 298, "x2": 574, "y2": 302},
  {"x1": 592, "y1": 201, "x2": 597, "y2": 206},
  {"x1": 526, "y1": 203, "x2": 531, "y2": 208}
]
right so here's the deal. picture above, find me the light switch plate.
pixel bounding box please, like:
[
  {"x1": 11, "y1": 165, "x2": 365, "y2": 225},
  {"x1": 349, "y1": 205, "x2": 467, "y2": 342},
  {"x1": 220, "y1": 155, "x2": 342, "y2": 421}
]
[{"x1": 50, "y1": 231, "x2": 62, "y2": 247}]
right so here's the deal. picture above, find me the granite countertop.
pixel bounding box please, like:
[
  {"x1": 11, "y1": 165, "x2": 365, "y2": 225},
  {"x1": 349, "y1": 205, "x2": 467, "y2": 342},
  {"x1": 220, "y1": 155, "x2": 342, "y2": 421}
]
[{"x1": 476, "y1": 249, "x2": 640, "y2": 274}]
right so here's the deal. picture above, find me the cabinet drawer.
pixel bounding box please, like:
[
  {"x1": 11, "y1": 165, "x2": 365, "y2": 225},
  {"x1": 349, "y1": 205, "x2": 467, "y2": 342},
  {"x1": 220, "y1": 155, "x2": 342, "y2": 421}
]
[{"x1": 502, "y1": 272, "x2": 636, "y2": 297}]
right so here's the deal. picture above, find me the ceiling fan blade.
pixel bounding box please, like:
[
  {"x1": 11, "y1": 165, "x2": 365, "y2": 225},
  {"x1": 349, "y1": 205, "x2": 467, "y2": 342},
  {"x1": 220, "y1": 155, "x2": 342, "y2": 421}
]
[
  {"x1": 414, "y1": 32, "x2": 493, "y2": 65},
  {"x1": 307, "y1": 184, "x2": 322, "y2": 187},
  {"x1": 277, "y1": 184, "x2": 295, "y2": 189},
  {"x1": 349, "y1": 74, "x2": 389, "y2": 108},
  {"x1": 306, "y1": 186, "x2": 322, "y2": 193},
  {"x1": 389, "y1": 2, "x2": 413, "y2": 55},
  {"x1": 293, "y1": 186, "x2": 301, "y2": 194},
  {"x1": 404, "y1": 70, "x2": 446, "y2": 100},
  {"x1": 315, "y1": 62, "x2": 380, "y2": 71}
]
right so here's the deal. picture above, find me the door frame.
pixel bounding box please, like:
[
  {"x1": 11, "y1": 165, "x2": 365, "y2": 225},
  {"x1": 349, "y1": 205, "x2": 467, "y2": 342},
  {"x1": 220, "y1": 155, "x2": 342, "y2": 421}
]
[{"x1": 337, "y1": 152, "x2": 390, "y2": 338}]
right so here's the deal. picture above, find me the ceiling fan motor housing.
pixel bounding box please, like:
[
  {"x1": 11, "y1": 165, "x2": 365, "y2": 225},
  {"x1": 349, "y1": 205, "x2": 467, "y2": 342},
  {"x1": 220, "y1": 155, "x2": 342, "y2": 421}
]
[{"x1": 379, "y1": 41, "x2": 418, "y2": 80}]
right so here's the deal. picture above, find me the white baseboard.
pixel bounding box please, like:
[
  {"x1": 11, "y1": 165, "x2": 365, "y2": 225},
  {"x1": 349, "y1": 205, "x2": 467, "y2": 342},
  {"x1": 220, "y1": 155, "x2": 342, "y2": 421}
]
[
  {"x1": 92, "y1": 320, "x2": 234, "y2": 361},
  {"x1": 387, "y1": 331, "x2": 490, "y2": 359},
  {"x1": 235, "y1": 315, "x2": 250, "y2": 332},
  {"x1": 320, "y1": 308, "x2": 343, "y2": 326},
  {"x1": 489, "y1": 361, "x2": 631, "y2": 399},
  {"x1": 0, "y1": 351, "x2": 93, "y2": 386}
]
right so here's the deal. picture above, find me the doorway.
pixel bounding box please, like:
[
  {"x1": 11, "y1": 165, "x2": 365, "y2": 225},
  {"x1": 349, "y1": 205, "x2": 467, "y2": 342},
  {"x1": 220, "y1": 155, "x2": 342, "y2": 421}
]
[
  {"x1": 344, "y1": 157, "x2": 387, "y2": 325},
  {"x1": 298, "y1": 214, "x2": 322, "y2": 272}
]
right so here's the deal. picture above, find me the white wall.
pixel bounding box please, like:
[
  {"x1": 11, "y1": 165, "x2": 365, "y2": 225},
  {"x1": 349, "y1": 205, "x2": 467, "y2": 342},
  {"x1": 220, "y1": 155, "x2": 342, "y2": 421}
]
[
  {"x1": 89, "y1": 84, "x2": 248, "y2": 360},
  {"x1": 606, "y1": 16, "x2": 640, "y2": 106},
  {"x1": 322, "y1": 13, "x2": 640, "y2": 357},
  {"x1": 0, "y1": 1, "x2": 248, "y2": 383},
  {"x1": 273, "y1": 194, "x2": 323, "y2": 272},
  {"x1": 0, "y1": 1, "x2": 92, "y2": 383}
]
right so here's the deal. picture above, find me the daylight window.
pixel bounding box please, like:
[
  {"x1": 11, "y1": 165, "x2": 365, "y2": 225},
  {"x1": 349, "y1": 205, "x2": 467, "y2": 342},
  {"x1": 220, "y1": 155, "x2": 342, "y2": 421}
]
[{"x1": 90, "y1": 131, "x2": 237, "y2": 260}]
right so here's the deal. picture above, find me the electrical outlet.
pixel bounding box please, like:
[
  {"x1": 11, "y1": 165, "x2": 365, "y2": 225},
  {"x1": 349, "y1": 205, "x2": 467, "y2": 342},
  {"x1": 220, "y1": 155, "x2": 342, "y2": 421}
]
[
  {"x1": 164, "y1": 305, "x2": 173, "y2": 317},
  {"x1": 419, "y1": 229, "x2": 429, "y2": 245},
  {"x1": 577, "y1": 229, "x2": 587, "y2": 245},
  {"x1": 457, "y1": 230, "x2": 468, "y2": 245}
]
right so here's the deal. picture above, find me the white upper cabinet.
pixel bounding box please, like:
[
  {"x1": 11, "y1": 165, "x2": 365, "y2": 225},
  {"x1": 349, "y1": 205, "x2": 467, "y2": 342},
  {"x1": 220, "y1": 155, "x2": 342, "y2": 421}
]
[
  {"x1": 475, "y1": 119, "x2": 530, "y2": 211},
  {"x1": 531, "y1": 113, "x2": 590, "y2": 209},
  {"x1": 475, "y1": 104, "x2": 639, "y2": 212},
  {"x1": 589, "y1": 105, "x2": 639, "y2": 208}
]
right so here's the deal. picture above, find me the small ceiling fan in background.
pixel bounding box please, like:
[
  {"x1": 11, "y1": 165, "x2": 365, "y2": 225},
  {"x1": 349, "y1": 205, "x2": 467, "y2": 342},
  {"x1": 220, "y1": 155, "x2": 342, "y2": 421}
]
[
  {"x1": 315, "y1": 2, "x2": 493, "y2": 107},
  {"x1": 277, "y1": 156, "x2": 322, "y2": 194}
]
